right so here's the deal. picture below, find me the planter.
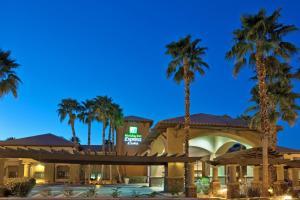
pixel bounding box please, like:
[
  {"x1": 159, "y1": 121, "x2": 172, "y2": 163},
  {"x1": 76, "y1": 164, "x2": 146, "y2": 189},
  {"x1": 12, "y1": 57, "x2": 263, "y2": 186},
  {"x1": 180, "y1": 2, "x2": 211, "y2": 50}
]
[{"x1": 124, "y1": 177, "x2": 129, "y2": 184}]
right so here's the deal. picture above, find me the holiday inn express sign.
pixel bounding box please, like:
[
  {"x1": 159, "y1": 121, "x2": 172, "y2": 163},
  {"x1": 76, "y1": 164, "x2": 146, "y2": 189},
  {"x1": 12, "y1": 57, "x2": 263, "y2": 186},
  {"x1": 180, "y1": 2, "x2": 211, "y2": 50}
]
[{"x1": 124, "y1": 126, "x2": 142, "y2": 145}]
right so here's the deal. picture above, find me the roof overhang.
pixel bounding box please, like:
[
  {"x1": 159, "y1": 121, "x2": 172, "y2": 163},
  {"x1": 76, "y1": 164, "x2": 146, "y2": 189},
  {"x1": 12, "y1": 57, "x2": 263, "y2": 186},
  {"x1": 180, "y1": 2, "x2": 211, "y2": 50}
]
[{"x1": 0, "y1": 147, "x2": 202, "y2": 165}]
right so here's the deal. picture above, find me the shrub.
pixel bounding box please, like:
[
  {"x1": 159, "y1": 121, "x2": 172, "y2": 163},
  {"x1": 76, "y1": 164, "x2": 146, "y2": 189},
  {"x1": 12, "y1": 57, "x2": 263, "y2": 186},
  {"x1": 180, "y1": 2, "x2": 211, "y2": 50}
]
[
  {"x1": 131, "y1": 190, "x2": 140, "y2": 197},
  {"x1": 0, "y1": 186, "x2": 9, "y2": 197},
  {"x1": 63, "y1": 187, "x2": 73, "y2": 197},
  {"x1": 247, "y1": 187, "x2": 261, "y2": 197},
  {"x1": 196, "y1": 176, "x2": 210, "y2": 194},
  {"x1": 41, "y1": 188, "x2": 52, "y2": 197},
  {"x1": 149, "y1": 191, "x2": 158, "y2": 197},
  {"x1": 4, "y1": 178, "x2": 36, "y2": 197},
  {"x1": 111, "y1": 187, "x2": 121, "y2": 198},
  {"x1": 85, "y1": 186, "x2": 96, "y2": 197}
]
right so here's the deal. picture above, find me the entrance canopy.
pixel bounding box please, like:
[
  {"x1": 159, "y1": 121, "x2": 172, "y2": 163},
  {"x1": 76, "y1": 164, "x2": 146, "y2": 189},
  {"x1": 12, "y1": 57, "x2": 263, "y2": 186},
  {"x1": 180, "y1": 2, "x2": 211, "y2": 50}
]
[{"x1": 0, "y1": 147, "x2": 202, "y2": 165}]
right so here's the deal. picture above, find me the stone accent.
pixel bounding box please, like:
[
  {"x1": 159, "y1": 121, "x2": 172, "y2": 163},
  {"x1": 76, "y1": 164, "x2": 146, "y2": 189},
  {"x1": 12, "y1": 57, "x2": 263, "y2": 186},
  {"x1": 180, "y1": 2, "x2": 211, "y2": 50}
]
[
  {"x1": 167, "y1": 177, "x2": 184, "y2": 193},
  {"x1": 211, "y1": 181, "x2": 221, "y2": 196},
  {"x1": 227, "y1": 183, "x2": 240, "y2": 198},
  {"x1": 251, "y1": 181, "x2": 262, "y2": 189},
  {"x1": 185, "y1": 185, "x2": 197, "y2": 197},
  {"x1": 273, "y1": 181, "x2": 288, "y2": 196}
]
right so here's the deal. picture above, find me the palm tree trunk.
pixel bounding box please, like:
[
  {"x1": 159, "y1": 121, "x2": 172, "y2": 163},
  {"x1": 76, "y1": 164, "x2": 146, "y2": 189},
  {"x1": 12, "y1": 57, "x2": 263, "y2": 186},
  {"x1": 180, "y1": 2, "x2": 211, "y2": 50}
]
[
  {"x1": 183, "y1": 59, "x2": 191, "y2": 196},
  {"x1": 88, "y1": 122, "x2": 91, "y2": 146},
  {"x1": 71, "y1": 121, "x2": 77, "y2": 145},
  {"x1": 101, "y1": 121, "x2": 106, "y2": 181},
  {"x1": 108, "y1": 122, "x2": 112, "y2": 152},
  {"x1": 256, "y1": 54, "x2": 271, "y2": 197},
  {"x1": 102, "y1": 122, "x2": 106, "y2": 151},
  {"x1": 112, "y1": 126, "x2": 115, "y2": 151}
]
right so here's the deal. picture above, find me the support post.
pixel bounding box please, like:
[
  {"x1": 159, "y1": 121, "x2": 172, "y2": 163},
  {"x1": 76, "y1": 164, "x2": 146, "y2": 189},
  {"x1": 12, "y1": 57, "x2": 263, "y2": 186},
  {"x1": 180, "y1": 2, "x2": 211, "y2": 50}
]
[
  {"x1": 164, "y1": 164, "x2": 168, "y2": 192},
  {"x1": 251, "y1": 165, "x2": 262, "y2": 189},
  {"x1": 273, "y1": 164, "x2": 286, "y2": 195},
  {"x1": 0, "y1": 159, "x2": 5, "y2": 185},
  {"x1": 292, "y1": 168, "x2": 299, "y2": 187},
  {"x1": 211, "y1": 165, "x2": 220, "y2": 196},
  {"x1": 227, "y1": 165, "x2": 239, "y2": 199},
  {"x1": 185, "y1": 162, "x2": 197, "y2": 197}
]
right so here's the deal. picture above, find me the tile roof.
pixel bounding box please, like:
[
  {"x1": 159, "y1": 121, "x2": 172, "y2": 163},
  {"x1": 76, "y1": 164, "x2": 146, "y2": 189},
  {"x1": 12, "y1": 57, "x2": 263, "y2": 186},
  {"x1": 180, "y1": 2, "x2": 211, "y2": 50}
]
[
  {"x1": 124, "y1": 116, "x2": 153, "y2": 126},
  {"x1": 276, "y1": 146, "x2": 300, "y2": 154},
  {"x1": 0, "y1": 133, "x2": 74, "y2": 147},
  {"x1": 80, "y1": 145, "x2": 102, "y2": 151},
  {"x1": 155, "y1": 113, "x2": 249, "y2": 129}
]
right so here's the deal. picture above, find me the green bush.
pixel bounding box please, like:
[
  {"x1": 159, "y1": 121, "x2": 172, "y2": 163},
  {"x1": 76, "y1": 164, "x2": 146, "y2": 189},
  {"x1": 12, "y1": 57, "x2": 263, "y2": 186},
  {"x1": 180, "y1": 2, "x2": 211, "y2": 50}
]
[
  {"x1": 196, "y1": 176, "x2": 210, "y2": 194},
  {"x1": 149, "y1": 191, "x2": 158, "y2": 197},
  {"x1": 111, "y1": 187, "x2": 121, "y2": 198},
  {"x1": 63, "y1": 187, "x2": 73, "y2": 197},
  {"x1": 131, "y1": 190, "x2": 140, "y2": 197},
  {"x1": 4, "y1": 178, "x2": 36, "y2": 197},
  {"x1": 85, "y1": 186, "x2": 96, "y2": 197},
  {"x1": 41, "y1": 188, "x2": 52, "y2": 197}
]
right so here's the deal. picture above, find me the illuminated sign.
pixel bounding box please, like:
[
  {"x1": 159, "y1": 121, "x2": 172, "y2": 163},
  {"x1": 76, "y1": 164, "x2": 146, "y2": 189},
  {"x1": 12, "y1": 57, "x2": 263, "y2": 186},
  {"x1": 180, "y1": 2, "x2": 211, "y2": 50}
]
[{"x1": 124, "y1": 126, "x2": 142, "y2": 145}]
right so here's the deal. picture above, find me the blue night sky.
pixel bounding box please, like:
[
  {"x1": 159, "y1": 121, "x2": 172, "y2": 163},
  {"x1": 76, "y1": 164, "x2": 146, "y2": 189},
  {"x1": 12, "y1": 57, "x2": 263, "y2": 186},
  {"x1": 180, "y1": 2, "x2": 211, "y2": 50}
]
[{"x1": 0, "y1": 0, "x2": 300, "y2": 148}]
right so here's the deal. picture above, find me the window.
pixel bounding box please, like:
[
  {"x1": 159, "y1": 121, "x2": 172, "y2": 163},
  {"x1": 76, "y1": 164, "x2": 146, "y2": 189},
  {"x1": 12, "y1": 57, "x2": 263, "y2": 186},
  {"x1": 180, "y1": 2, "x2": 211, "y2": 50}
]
[
  {"x1": 7, "y1": 166, "x2": 18, "y2": 178},
  {"x1": 56, "y1": 165, "x2": 70, "y2": 179}
]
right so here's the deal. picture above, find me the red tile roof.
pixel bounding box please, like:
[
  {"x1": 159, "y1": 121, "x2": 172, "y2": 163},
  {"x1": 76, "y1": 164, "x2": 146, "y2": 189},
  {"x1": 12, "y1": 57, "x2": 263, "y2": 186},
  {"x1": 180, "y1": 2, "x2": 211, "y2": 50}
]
[
  {"x1": 155, "y1": 113, "x2": 248, "y2": 129},
  {"x1": 276, "y1": 146, "x2": 300, "y2": 154},
  {"x1": 124, "y1": 116, "x2": 153, "y2": 126},
  {"x1": 0, "y1": 133, "x2": 74, "y2": 147}
]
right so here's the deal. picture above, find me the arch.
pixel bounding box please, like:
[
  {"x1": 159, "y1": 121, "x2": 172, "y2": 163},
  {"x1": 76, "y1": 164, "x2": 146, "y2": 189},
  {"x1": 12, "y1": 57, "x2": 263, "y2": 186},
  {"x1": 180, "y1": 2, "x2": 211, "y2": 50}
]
[
  {"x1": 215, "y1": 141, "x2": 249, "y2": 157},
  {"x1": 189, "y1": 146, "x2": 211, "y2": 157},
  {"x1": 188, "y1": 128, "x2": 260, "y2": 147},
  {"x1": 150, "y1": 135, "x2": 166, "y2": 155},
  {"x1": 189, "y1": 135, "x2": 252, "y2": 157}
]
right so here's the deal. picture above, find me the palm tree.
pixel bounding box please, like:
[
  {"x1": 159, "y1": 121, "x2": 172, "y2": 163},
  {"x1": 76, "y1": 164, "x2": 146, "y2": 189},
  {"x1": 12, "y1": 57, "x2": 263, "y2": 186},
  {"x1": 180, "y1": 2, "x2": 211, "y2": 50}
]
[
  {"x1": 226, "y1": 9, "x2": 298, "y2": 196},
  {"x1": 94, "y1": 96, "x2": 112, "y2": 151},
  {"x1": 0, "y1": 50, "x2": 21, "y2": 98},
  {"x1": 78, "y1": 99, "x2": 96, "y2": 146},
  {"x1": 246, "y1": 60, "x2": 300, "y2": 147},
  {"x1": 166, "y1": 35, "x2": 209, "y2": 196},
  {"x1": 108, "y1": 103, "x2": 124, "y2": 150},
  {"x1": 57, "y1": 98, "x2": 82, "y2": 145}
]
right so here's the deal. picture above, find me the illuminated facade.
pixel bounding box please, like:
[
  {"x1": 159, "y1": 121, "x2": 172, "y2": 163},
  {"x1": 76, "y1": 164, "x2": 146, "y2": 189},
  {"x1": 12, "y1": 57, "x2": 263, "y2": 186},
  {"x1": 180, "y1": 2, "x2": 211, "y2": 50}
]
[{"x1": 0, "y1": 114, "x2": 299, "y2": 193}]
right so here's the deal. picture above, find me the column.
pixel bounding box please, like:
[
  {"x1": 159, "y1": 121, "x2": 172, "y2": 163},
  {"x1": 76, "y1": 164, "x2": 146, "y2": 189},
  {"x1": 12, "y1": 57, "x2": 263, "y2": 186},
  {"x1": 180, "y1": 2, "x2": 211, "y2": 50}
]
[
  {"x1": 202, "y1": 162, "x2": 206, "y2": 177},
  {"x1": 23, "y1": 163, "x2": 30, "y2": 177},
  {"x1": 228, "y1": 165, "x2": 237, "y2": 183},
  {"x1": 18, "y1": 160, "x2": 24, "y2": 177},
  {"x1": 44, "y1": 163, "x2": 55, "y2": 183},
  {"x1": 211, "y1": 166, "x2": 220, "y2": 196},
  {"x1": 251, "y1": 165, "x2": 262, "y2": 189},
  {"x1": 185, "y1": 162, "x2": 197, "y2": 197},
  {"x1": 164, "y1": 164, "x2": 168, "y2": 192},
  {"x1": 274, "y1": 164, "x2": 285, "y2": 195},
  {"x1": 227, "y1": 165, "x2": 239, "y2": 199},
  {"x1": 292, "y1": 168, "x2": 299, "y2": 187},
  {"x1": 0, "y1": 159, "x2": 5, "y2": 185}
]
